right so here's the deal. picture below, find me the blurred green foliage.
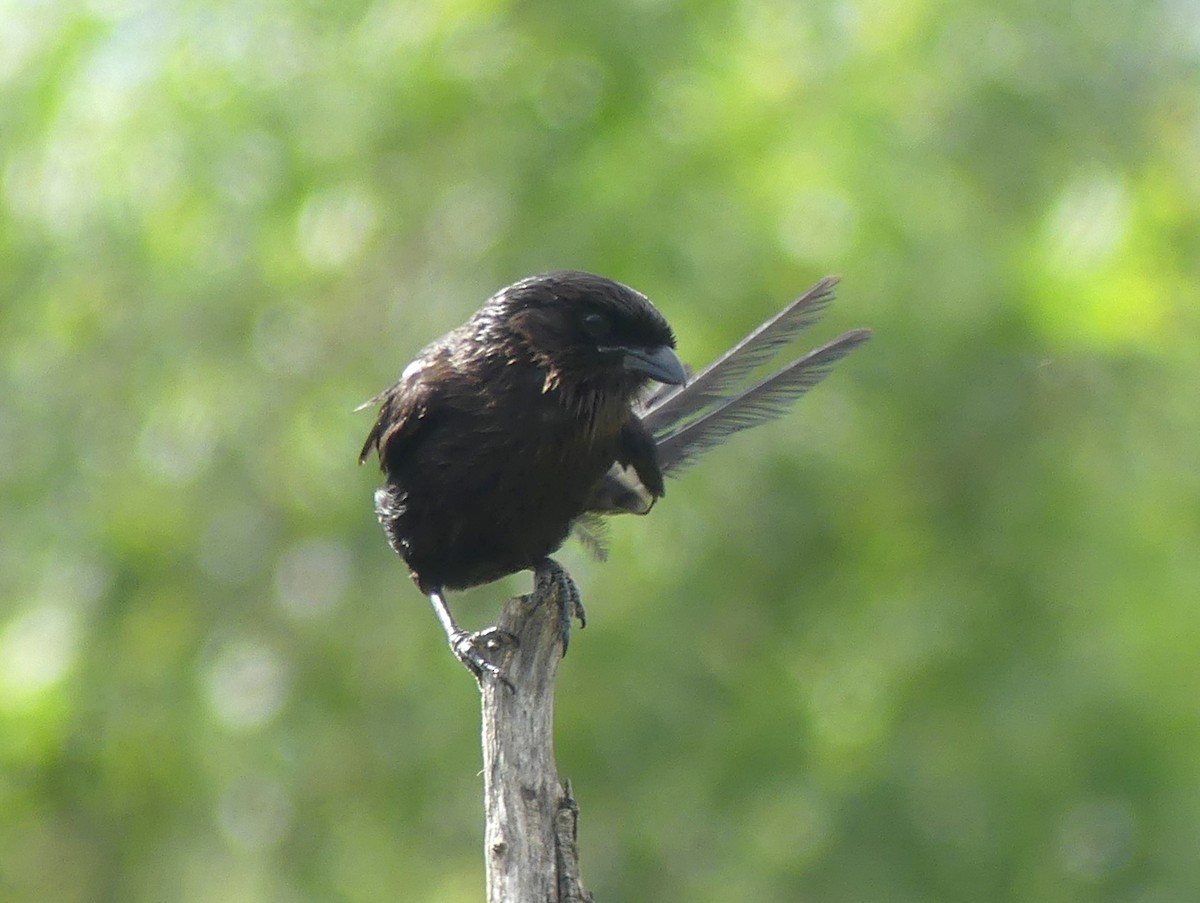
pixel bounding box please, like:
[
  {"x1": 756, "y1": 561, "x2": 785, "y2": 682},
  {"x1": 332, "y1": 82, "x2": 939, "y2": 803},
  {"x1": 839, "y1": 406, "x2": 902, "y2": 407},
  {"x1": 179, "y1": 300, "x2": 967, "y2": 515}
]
[{"x1": 3, "y1": 0, "x2": 1199, "y2": 900}]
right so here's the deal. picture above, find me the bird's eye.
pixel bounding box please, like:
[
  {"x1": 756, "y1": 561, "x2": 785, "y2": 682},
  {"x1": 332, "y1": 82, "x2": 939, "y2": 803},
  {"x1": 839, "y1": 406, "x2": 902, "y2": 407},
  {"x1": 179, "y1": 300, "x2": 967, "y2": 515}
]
[{"x1": 581, "y1": 312, "x2": 610, "y2": 339}]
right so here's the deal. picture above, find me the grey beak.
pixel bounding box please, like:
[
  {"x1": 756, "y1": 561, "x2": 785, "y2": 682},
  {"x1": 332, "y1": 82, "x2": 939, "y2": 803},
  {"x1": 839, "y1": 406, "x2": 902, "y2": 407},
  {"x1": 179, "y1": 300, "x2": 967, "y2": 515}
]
[{"x1": 620, "y1": 344, "x2": 688, "y2": 385}]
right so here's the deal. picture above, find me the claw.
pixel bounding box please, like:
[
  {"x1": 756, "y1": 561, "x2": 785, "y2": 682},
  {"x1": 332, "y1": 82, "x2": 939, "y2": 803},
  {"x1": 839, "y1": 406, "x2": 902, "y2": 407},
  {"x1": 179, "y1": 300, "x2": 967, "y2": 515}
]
[
  {"x1": 535, "y1": 559, "x2": 586, "y2": 654},
  {"x1": 449, "y1": 627, "x2": 517, "y2": 690}
]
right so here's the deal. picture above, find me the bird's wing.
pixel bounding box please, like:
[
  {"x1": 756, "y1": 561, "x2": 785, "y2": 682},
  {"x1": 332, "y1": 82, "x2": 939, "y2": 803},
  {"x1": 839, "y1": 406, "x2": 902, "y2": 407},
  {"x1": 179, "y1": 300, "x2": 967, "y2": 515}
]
[
  {"x1": 357, "y1": 367, "x2": 438, "y2": 466},
  {"x1": 584, "y1": 417, "x2": 665, "y2": 516}
]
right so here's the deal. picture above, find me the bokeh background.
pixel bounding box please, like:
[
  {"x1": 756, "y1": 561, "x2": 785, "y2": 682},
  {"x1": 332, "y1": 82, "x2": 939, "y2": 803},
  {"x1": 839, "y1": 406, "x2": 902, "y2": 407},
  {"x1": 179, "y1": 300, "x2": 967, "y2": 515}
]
[{"x1": 4, "y1": 0, "x2": 1199, "y2": 900}]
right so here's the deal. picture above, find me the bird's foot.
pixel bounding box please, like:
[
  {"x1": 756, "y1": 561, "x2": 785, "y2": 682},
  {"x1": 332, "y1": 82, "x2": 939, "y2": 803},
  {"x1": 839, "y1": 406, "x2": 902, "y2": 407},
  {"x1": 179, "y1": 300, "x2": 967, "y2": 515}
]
[
  {"x1": 535, "y1": 558, "x2": 586, "y2": 654},
  {"x1": 449, "y1": 626, "x2": 517, "y2": 689}
]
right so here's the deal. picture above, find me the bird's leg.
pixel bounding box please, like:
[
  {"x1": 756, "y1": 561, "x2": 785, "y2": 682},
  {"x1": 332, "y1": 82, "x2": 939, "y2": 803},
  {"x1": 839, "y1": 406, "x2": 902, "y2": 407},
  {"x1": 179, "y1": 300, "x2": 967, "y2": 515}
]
[
  {"x1": 428, "y1": 588, "x2": 515, "y2": 687},
  {"x1": 534, "y1": 558, "x2": 586, "y2": 654}
]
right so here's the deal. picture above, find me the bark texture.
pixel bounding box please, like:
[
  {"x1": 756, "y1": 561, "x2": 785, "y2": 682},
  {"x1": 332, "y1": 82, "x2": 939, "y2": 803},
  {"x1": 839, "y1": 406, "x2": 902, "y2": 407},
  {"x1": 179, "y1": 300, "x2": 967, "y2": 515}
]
[{"x1": 480, "y1": 583, "x2": 592, "y2": 903}]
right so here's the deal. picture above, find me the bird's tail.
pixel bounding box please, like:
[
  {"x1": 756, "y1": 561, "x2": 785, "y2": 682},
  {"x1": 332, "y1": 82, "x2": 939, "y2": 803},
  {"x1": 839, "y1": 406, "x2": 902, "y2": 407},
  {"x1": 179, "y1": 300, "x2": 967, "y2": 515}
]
[{"x1": 639, "y1": 277, "x2": 871, "y2": 475}]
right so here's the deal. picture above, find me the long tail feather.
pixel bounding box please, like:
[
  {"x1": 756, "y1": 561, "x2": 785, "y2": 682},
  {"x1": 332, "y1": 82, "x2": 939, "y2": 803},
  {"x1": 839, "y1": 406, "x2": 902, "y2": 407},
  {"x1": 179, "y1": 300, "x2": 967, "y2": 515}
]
[
  {"x1": 639, "y1": 276, "x2": 841, "y2": 435},
  {"x1": 654, "y1": 328, "x2": 871, "y2": 475}
]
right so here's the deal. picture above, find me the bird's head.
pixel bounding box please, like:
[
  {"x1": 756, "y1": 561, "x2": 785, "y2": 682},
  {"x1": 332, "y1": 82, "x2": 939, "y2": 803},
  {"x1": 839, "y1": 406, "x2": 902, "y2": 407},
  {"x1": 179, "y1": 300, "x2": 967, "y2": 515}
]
[{"x1": 486, "y1": 271, "x2": 687, "y2": 398}]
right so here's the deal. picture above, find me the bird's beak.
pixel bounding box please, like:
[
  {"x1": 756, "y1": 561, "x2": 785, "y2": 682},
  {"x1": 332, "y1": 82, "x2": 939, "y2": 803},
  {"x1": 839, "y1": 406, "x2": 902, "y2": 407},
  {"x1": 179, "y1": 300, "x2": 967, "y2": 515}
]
[{"x1": 618, "y1": 344, "x2": 688, "y2": 385}]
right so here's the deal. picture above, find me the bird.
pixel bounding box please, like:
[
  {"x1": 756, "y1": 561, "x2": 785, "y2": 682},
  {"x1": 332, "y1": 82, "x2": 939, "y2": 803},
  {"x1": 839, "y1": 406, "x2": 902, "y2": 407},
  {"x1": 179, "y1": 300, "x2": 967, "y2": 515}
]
[{"x1": 358, "y1": 271, "x2": 870, "y2": 680}]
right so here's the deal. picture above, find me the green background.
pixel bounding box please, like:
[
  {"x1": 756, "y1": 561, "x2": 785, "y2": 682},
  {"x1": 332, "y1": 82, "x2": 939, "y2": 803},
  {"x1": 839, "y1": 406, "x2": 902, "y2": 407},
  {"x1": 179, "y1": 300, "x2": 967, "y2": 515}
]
[{"x1": 3, "y1": 0, "x2": 1198, "y2": 900}]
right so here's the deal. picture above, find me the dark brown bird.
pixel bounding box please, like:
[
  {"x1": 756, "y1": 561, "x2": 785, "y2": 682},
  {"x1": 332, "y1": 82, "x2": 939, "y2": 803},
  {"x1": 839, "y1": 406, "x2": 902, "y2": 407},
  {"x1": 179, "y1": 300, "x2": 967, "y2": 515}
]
[{"x1": 359, "y1": 271, "x2": 869, "y2": 679}]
